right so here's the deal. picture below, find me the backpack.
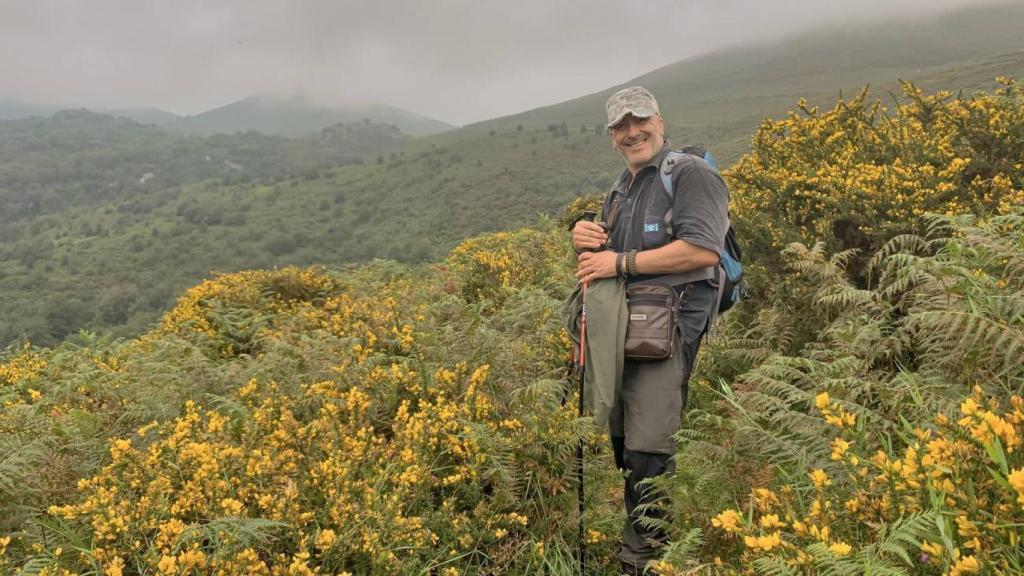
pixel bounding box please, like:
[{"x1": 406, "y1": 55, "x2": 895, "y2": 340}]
[{"x1": 658, "y1": 145, "x2": 748, "y2": 315}]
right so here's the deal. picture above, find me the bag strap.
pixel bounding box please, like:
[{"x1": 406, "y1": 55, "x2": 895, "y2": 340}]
[
  {"x1": 658, "y1": 151, "x2": 688, "y2": 238},
  {"x1": 657, "y1": 149, "x2": 718, "y2": 288},
  {"x1": 656, "y1": 269, "x2": 716, "y2": 286},
  {"x1": 658, "y1": 147, "x2": 720, "y2": 236},
  {"x1": 707, "y1": 266, "x2": 726, "y2": 337}
]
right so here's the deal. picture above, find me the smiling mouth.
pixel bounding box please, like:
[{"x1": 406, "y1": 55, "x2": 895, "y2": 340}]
[{"x1": 624, "y1": 135, "x2": 649, "y2": 150}]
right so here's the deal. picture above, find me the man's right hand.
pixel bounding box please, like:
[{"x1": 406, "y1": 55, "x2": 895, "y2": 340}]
[{"x1": 572, "y1": 220, "x2": 608, "y2": 252}]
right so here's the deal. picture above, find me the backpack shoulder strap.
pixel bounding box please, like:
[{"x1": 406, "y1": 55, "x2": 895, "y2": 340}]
[
  {"x1": 658, "y1": 151, "x2": 691, "y2": 237},
  {"x1": 658, "y1": 151, "x2": 689, "y2": 199},
  {"x1": 658, "y1": 146, "x2": 720, "y2": 206},
  {"x1": 654, "y1": 149, "x2": 720, "y2": 287}
]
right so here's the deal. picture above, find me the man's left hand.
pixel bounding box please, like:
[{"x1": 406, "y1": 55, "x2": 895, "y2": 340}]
[{"x1": 576, "y1": 251, "x2": 619, "y2": 283}]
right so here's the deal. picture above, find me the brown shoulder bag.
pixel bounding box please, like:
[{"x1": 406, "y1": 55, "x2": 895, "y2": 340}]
[{"x1": 623, "y1": 281, "x2": 685, "y2": 360}]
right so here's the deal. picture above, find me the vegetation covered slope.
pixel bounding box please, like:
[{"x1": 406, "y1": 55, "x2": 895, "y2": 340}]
[
  {"x1": 0, "y1": 113, "x2": 409, "y2": 345},
  {"x1": 2, "y1": 1, "x2": 1023, "y2": 348},
  {"x1": 459, "y1": 2, "x2": 1024, "y2": 157},
  {"x1": 1, "y1": 79, "x2": 1022, "y2": 575},
  {"x1": 3, "y1": 57, "x2": 1021, "y2": 351}
]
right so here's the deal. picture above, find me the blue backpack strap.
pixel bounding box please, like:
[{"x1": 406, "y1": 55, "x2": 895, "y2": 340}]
[
  {"x1": 659, "y1": 148, "x2": 718, "y2": 236},
  {"x1": 701, "y1": 150, "x2": 718, "y2": 171},
  {"x1": 659, "y1": 147, "x2": 736, "y2": 333},
  {"x1": 659, "y1": 151, "x2": 688, "y2": 237}
]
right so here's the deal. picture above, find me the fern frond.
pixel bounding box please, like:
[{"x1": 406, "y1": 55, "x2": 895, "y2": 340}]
[{"x1": 751, "y1": 555, "x2": 800, "y2": 576}]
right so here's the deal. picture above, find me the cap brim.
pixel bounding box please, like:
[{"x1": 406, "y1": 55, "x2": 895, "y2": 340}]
[{"x1": 606, "y1": 109, "x2": 654, "y2": 129}]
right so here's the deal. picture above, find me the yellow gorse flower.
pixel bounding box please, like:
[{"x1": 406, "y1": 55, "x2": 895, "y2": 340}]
[
  {"x1": 103, "y1": 558, "x2": 124, "y2": 576},
  {"x1": 920, "y1": 541, "x2": 943, "y2": 558},
  {"x1": 809, "y1": 469, "x2": 832, "y2": 488},
  {"x1": 830, "y1": 438, "x2": 851, "y2": 461},
  {"x1": 950, "y1": 555, "x2": 982, "y2": 575},
  {"x1": 828, "y1": 541, "x2": 852, "y2": 556},
  {"x1": 743, "y1": 531, "x2": 782, "y2": 551},
  {"x1": 751, "y1": 488, "x2": 780, "y2": 512},
  {"x1": 815, "y1": 392, "x2": 830, "y2": 410},
  {"x1": 1008, "y1": 468, "x2": 1024, "y2": 505},
  {"x1": 712, "y1": 509, "x2": 743, "y2": 533},
  {"x1": 759, "y1": 514, "x2": 786, "y2": 529},
  {"x1": 0, "y1": 344, "x2": 47, "y2": 386}
]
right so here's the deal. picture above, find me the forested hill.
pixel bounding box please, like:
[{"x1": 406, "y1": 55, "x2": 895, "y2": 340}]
[
  {"x1": 0, "y1": 110, "x2": 406, "y2": 217},
  {"x1": 0, "y1": 114, "x2": 409, "y2": 344},
  {"x1": 2, "y1": 1, "x2": 1023, "y2": 347}
]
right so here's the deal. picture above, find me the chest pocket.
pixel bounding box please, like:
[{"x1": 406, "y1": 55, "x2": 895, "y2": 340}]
[{"x1": 641, "y1": 178, "x2": 673, "y2": 250}]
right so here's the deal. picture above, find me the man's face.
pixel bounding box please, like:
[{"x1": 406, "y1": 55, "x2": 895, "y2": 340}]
[{"x1": 609, "y1": 113, "x2": 665, "y2": 173}]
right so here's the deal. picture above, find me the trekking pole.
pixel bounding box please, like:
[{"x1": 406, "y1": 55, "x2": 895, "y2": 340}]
[
  {"x1": 574, "y1": 209, "x2": 603, "y2": 576},
  {"x1": 576, "y1": 274, "x2": 588, "y2": 576}
]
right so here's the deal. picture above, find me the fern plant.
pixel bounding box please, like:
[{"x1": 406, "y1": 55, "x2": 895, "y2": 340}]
[{"x1": 661, "y1": 207, "x2": 1024, "y2": 574}]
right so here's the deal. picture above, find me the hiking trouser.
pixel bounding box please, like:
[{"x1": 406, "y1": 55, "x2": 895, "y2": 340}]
[{"x1": 608, "y1": 280, "x2": 713, "y2": 570}]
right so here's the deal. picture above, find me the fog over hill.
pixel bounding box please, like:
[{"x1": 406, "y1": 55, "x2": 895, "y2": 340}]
[
  {"x1": 457, "y1": 0, "x2": 1024, "y2": 160},
  {"x1": 2, "y1": 0, "x2": 1016, "y2": 126}
]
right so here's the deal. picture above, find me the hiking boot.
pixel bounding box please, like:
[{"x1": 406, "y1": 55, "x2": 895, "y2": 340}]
[{"x1": 620, "y1": 559, "x2": 649, "y2": 576}]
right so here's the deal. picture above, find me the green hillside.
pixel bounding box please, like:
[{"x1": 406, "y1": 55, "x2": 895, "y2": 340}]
[
  {"x1": 0, "y1": 114, "x2": 409, "y2": 344},
  {"x1": 463, "y1": 1, "x2": 1024, "y2": 162},
  {"x1": 1, "y1": 75, "x2": 1021, "y2": 573},
  {"x1": 2, "y1": 2, "x2": 1023, "y2": 348},
  {"x1": 0, "y1": 110, "x2": 408, "y2": 210}
]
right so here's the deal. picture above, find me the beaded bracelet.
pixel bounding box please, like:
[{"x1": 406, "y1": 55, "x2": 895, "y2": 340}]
[{"x1": 627, "y1": 250, "x2": 638, "y2": 276}]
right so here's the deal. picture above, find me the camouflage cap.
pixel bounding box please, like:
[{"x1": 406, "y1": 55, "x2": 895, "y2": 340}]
[{"x1": 605, "y1": 86, "x2": 660, "y2": 129}]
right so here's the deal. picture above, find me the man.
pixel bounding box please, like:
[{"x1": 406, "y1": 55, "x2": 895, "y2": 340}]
[{"x1": 571, "y1": 86, "x2": 729, "y2": 574}]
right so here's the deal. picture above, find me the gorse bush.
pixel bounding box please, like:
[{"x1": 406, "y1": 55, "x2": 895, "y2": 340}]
[
  {"x1": 727, "y1": 78, "x2": 1023, "y2": 272},
  {"x1": 1, "y1": 260, "x2": 622, "y2": 575},
  {"x1": 700, "y1": 389, "x2": 1024, "y2": 575},
  {"x1": 1, "y1": 81, "x2": 1022, "y2": 575},
  {"x1": 445, "y1": 218, "x2": 574, "y2": 304},
  {"x1": 46, "y1": 367, "x2": 566, "y2": 575}
]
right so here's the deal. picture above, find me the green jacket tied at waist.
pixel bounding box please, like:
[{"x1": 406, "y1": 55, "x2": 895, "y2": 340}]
[{"x1": 563, "y1": 276, "x2": 627, "y2": 429}]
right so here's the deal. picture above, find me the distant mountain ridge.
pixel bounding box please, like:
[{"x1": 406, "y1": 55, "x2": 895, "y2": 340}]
[
  {"x1": 0, "y1": 95, "x2": 455, "y2": 137},
  {"x1": 169, "y1": 93, "x2": 456, "y2": 137},
  {"x1": 101, "y1": 107, "x2": 181, "y2": 126},
  {"x1": 0, "y1": 102, "x2": 181, "y2": 125}
]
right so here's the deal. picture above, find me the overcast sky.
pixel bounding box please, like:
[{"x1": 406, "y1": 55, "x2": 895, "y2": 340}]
[{"x1": 0, "y1": 0, "x2": 1014, "y2": 125}]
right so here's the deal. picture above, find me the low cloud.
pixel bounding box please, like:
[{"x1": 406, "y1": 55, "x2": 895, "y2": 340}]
[{"x1": 0, "y1": 0, "x2": 1013, "y2": 124}]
